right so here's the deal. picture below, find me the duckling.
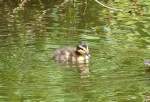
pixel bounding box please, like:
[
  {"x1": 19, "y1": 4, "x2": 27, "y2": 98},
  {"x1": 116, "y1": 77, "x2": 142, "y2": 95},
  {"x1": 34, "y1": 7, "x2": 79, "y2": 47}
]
[
  {"x1": 53, "y1": 41, "x2": 90, "y2": 64},
  {"x1": 144, "y1": 60, "x2": 150, "y2": 68}
]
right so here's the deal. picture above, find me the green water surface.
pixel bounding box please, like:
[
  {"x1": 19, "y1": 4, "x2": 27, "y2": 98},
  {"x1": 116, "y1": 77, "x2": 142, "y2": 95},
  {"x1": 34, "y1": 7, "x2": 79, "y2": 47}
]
[{"x1": 0, "y1": 0, "x2": 150, "y2": 102}]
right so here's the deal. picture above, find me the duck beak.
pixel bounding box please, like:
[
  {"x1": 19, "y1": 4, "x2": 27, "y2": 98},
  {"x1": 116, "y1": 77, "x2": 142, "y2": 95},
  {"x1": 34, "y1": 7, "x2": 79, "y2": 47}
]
[{"x1": 86, "y1": 53, "x2": 91, "y2": 57}]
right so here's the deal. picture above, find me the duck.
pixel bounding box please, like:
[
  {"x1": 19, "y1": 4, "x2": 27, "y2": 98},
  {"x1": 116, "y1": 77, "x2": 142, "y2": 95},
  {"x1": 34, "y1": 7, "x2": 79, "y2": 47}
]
[
  {"x1": 53, "y1": 41, "x2": 90, "y2": 64},
  {"x1": 144, "y1": 60, "x2": 150, "y2": 68}
]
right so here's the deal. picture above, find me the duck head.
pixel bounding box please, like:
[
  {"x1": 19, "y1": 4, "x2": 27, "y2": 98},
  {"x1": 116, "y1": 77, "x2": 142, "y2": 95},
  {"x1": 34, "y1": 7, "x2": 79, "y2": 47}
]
[{"x1": 76, "y1": 41, "x2": 90, "y2": 57}]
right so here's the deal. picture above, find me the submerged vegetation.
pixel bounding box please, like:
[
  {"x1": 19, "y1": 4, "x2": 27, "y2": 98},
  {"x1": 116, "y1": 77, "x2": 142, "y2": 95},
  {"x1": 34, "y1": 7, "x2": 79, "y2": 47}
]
[{"x1": 1, "y1": 0, "x2": 150, "y2": 47}]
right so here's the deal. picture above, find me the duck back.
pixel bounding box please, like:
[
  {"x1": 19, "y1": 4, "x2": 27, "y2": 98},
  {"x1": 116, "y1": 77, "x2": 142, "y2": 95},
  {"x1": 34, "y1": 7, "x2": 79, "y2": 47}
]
[{"x1": 53, "y1": 47, "x2": 75, "y2": 63}]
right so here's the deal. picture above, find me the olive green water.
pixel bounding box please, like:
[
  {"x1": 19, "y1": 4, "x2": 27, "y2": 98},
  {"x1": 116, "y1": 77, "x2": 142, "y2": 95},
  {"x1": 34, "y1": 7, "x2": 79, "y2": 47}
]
[{"x1": 0, "y1": 0, "x2": 150, "y2": 102}]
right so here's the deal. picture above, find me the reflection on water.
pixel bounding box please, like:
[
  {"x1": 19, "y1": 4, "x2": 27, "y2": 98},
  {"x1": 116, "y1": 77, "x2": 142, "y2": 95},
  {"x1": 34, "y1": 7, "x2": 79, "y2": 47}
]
[
  {"x1": 78, "y1": 64, "x2": 90, "y2": 78},
  {"x1": 0, "y1": 0, "x2": 150, "y2": 102}
]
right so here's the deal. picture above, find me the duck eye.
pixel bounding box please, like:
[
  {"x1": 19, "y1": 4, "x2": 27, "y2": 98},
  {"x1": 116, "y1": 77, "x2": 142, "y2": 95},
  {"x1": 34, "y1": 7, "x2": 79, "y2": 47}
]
[{"x1": 78, "y1": 45, "x2": 85, "y2": 50}]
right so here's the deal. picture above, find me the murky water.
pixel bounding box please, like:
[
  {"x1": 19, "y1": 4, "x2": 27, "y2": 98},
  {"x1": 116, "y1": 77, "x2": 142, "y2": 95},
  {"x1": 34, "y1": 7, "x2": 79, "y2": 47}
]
[{"x1": 0, "y1": 0, "x2": 150, "y2": 102}]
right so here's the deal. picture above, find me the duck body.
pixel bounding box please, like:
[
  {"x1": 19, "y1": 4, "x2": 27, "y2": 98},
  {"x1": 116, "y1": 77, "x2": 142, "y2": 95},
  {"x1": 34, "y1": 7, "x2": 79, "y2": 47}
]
[{"x1": 53, "y1": 42, "x2": 90, "y2": 64}]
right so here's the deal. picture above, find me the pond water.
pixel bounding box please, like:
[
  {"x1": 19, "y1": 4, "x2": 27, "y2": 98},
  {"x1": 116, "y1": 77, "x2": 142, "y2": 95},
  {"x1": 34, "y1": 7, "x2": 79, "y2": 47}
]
[{"x1": 0, "y1": 0, "x2": 150, "y2": 102}]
